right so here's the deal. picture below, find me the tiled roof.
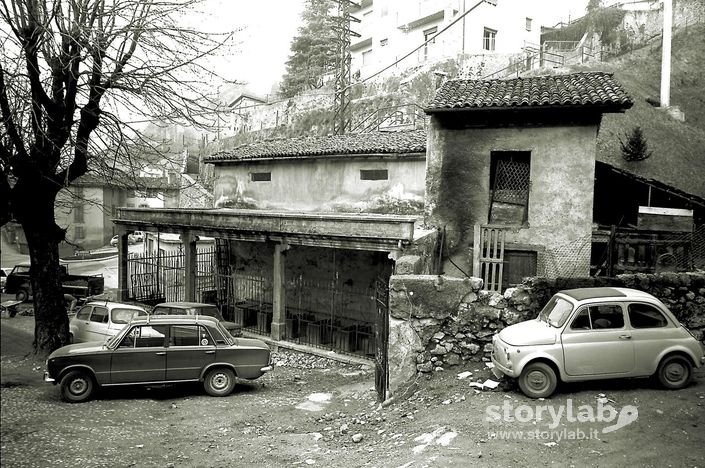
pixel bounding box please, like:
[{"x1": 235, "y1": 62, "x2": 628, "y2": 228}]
[
  {"x1": 204, "y1": 130, "x2": 427, "y2": 163},
  {"x1": 425, "y1": 72, "x2": 633, "y2": 112}
]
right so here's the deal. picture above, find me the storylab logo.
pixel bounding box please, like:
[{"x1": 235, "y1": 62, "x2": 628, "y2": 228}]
[{"x1": 485, "y1": 398, "x2": 638, "y2": 440}]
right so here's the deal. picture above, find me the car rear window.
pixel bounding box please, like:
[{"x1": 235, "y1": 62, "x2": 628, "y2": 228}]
[
  {"x1": 112, "y1": 308, "x2": 147, "y2": 324},
  {"x1": 198, "y1": 306, "x2": 223, "y2": 320},
  {"x1": 628, "y1": 303, "x2": 669, "y2": 328}
]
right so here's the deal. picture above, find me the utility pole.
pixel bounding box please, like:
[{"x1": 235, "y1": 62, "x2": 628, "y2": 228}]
[
  {"x1": 660, "y1": 0, "x2": 672, "y2": 107},
  {"x1": 332, "y1": 0, "x2": 360, "y2": 135}
]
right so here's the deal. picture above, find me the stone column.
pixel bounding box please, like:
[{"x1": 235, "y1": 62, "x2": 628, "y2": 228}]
[
  {"x1": 182, "y1": 232, "x2": 197, "y2": 302},
  {"x1": 271, "y1": 242, "x2": 289, "y2": 340}
]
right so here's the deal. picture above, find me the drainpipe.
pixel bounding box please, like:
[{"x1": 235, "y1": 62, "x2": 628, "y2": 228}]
[{"x1": 660, "y1": 0, "x2": 672, "y2": 108}]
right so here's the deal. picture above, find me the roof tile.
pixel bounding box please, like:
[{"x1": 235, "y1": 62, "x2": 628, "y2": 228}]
[
  {"x1": 204, "y1": 129, "x2": 427, "y2": 163},
  {"x1": 425, "y1": 71, "x2": 632, "y2": 112}
]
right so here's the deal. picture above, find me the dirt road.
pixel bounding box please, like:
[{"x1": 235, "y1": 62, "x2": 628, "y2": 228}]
[{"x1": 2, "y1": 315, "x2": 704, "y2": 467}]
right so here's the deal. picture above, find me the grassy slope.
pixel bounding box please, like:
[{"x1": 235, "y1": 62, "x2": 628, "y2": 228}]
[{"x1": 586, "y1": 22, "x2": 705, "y2": 199}]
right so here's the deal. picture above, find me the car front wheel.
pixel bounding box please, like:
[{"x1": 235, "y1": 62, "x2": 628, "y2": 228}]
[
  {"x1": 60, "y1": 370, "x2": 95, "y2": 403},
  {"x1": 204, "y1": 368, "x2": 236, "y2": 397},
  {"x1": 518, "y1": 362, "x2": 558, "y2": 399},
  {"x1": 15, "y1": 289, "x2": 28, "y2": 302},
  {"x1": 657, "y1": 355, "x2": 693, "y2": 389}
]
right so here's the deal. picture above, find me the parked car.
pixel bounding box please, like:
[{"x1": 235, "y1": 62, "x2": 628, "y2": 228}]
[
  {"x1": 492, "y1": 287, "x2": 705, "y2": 399},
  {"x1": 110, "y1": 234, "x2": 138, "y2": 247},
  {"x1": 69, "y1": 301, "x2": 148, "y2": 343},
  {"x1": 0, "y1": 267, "x2": 10, "y2": 292},
  {"x1": 44, "y1": 315, "x2": 272, "y2": 402},
  {"x1": 151, "y1": 302, "x2": 242, "y2": 337},
  {"x1": 4, "y1": 262, "x2": 104, "y2": 302}
]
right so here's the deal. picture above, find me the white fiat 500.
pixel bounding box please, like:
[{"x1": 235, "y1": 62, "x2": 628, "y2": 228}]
[{"x1": 492, "y1": 287, "x2": 705, "y2": 398}]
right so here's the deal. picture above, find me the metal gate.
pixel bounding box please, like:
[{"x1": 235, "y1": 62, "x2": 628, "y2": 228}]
[
  {"x1": 374, "y1": 276, "x2": 389, "y2": 402},
  {"x1": 472, "y1": 225, "x2": 506, "y2": 292},
  {"x1": 127, "y1": 247, "x2": 217, "y2": 305}
]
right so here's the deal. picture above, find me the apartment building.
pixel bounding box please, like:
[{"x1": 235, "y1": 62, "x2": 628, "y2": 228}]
[{"x1": 350, "y1": 0, "x2": 541, "y2": 79}]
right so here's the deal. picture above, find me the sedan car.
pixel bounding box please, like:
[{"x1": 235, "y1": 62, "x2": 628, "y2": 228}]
[
  {"x1": 151, "y1": 302, "x2": 242, "y2": 337},
  {"x1": 69, "y1": 301, "x2": 148, "y2": 343},
  {"x1": 45, "y1": 315, "x2": 272, "y2": 402},
  {"x1": 492, "y1": 287, "x2": 705, "y2": 398}
]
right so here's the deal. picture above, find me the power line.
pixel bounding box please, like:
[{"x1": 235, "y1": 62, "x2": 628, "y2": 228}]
[{"x1": 346, "y1": 0, "x2": 496, "y2": 91}]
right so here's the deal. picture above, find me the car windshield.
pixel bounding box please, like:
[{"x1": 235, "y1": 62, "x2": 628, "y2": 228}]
[
  {"x1": 112, "y1": 308, "x2": 147, "y2": 324},
  {"x1": 538, "y1": 296, "x2": 574, "y2": 328},
  {"x1": 106, "y1": 324, "x2": 131, "y2": 348}
]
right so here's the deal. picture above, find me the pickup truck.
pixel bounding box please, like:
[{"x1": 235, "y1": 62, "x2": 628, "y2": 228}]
[{"x1": 4, "y1": 263, "x2": 105, "y2": 302}]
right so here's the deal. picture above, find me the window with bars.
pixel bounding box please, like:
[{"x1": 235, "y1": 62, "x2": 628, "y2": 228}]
[
  {"x1": 489, "y1": 151, "x2": 531, "y2": 225},
  {"x1": 483, "y1": 27, "x2": 497, "y2": 51}
]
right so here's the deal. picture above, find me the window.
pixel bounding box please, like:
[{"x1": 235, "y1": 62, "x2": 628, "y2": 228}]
[
  {"x1": 360, "y1": 169, "x2": 388, "y2": 180},
  {"x1": 525, "y1": 17, "x2": 532, "y2": 31},
  {"x1": 571, "y1": 305, "x2": 625, "y2": 330},
  {"x1": 489, "y1": 151, "x2": 531, "y2": 225},
  {"x1": 250, "y1": 172, "x2": 271, "y2": 182},
  {"x1": 483, "y1": 27, "x2": 497, "y2": 51},
  {"x1": 74, "y1": 226, "x2": 85, "y2": 239},
  {"x1": 120, "y1": 325, "x2": 167, "y2": 348},
  {"x1": 171, "y1": 325, "x2": 213, "y2": 347},
  {"x1": 628, "y1": 303, "x2": 669, "y2": 328},
  {"x1": 76, "y1": 306, "x2": 91, "y2": 320},
  {"x1": 362, "y1": 49, "x2": 372, "y2": 65},
  {"x1": 423, "y1": 26, "x2": 437, "y2": 60},
  {"x1": 74, "y1": 205, "x2": 84, "y2": 223},
  {"x1": 380, "y1": 38, "x2": 388, "y2": 47},
  {"x1": 112, "y1": 308, "x2": 147, "y2": 325},
  {"x1": 90, "y1": 306, "x2": 108, "y2": 324}
]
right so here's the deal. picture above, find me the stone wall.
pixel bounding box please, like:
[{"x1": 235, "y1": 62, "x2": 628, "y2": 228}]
[{"x1": 387, "y1": 272, "x2": 705, "y2": 398}]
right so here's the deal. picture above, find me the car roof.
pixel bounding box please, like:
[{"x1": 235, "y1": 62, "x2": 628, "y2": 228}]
[
  {"x1": 558, "y1": 287, "x2": 655, "y2": 302},
  {"x1": 85, "y1": 301, "x2": 146, "y2": 310},
  {"x1": 130, "y1": 315, "x2": 220, "y2": 325},
  {"x1": 154, "y1": 302, "x2": 216, "y2": 308}
]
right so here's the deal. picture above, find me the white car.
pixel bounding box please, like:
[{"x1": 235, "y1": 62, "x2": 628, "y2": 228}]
[
  {"x1": 110, "y1": 234, "x2": 139, "y2": 247},
  {"x1": 492, "y1": 287, "x2": 705, "y2": 398},
  {"x1": 69, "y1": 301, "x2": 148, "y2": 343}
]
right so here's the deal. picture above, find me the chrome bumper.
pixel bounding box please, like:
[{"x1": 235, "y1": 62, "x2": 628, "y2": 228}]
[
  {"x1": 44, "y1": 372, "x2": 56, "y2": 384},
  {"x1": 260, "y1": 365, "x2": 273, "y2": 373}
]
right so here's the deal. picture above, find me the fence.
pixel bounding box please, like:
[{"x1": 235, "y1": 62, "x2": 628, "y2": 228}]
[
  {"x1": 127, "y1": 247, "x2": 217, "y2": 305},
  {"x1": 542, "y1": 225, "x2": 705, "y2": 279}
]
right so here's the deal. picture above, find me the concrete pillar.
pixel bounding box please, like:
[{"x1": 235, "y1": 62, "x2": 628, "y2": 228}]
[
  {"x1": 182, "y1": 232, "x2": 197, "y2": 302},
  {"x1": 118, "y1": 233, "x2": 129, "y2": 301},
  {"x1": 423, "y1": 119, "x2": 444, "y2": 226},
  {"x1": 271, "y1": 242, "x2": 288, "y2": 341}
]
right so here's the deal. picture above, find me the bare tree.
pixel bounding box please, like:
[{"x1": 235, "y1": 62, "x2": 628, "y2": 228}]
[{"x1": 0, "y1": 0, "x2": 231, "y2": 353}]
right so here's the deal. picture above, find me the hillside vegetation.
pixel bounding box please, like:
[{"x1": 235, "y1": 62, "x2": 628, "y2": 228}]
[{"x1": 589, "y1": 21, "x2": 705, "y2": 199}]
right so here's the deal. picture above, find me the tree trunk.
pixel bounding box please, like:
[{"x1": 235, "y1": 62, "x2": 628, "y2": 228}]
[{"x1": 14, "y1": 180, "x2": 69, "y2": 354}]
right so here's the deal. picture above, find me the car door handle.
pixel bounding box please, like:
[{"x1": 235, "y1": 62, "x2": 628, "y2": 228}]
[
  {"x1": 205, "y1": 350, "x2": 215, "y2": 354},
  {"x1": 619, "y1": 334, "x2": 632, "y2": 340},
  {"x1": 155, "y1": 351, "x2": 166, "y2": 355}
]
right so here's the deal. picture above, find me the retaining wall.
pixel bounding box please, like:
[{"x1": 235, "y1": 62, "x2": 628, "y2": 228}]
[{"x1": 387, "y1": 272, "x2": 705, "y2": 398}]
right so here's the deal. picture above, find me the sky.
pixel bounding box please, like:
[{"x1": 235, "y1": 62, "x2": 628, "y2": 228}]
[{"x1": 203, "y1": 0, "x2": 590, "y2": 96}]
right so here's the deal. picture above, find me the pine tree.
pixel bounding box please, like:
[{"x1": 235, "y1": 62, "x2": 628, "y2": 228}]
[
  {"x1": 620, "y1": 126, "x2": 653, "y2": 161},
  {"x1": 280, "y1": 0, "x2": 338, "y2": 98}
]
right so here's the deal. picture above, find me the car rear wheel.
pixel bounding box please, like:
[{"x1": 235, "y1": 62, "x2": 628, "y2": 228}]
[
  {"x1": 60, "y1": 370, "x2": 95, "y2": 403},
  {"x1": 657, "y1": 355, "x2": 693, "y2": 389},
  {"x1": 518, "y1": 362, "x2": 558, "y2": 399},
  {"x1": 204, "y1": 368, "x2": 236, "y2": 397}
]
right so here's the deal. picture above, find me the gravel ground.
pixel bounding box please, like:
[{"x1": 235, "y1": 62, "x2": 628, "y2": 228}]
[{"x1": 2, "y1": 314, "x2": 705, "y2": 468}]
